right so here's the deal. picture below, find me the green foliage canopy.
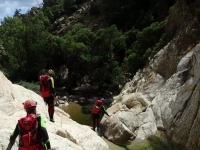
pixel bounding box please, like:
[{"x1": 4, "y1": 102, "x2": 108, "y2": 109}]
[{"x1": 0, "y1": 0, "x2": 176, "y2": 93}]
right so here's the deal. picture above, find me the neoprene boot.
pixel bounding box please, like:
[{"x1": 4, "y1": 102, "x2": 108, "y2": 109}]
[{"x1": 49, "y1": 114, "x2": 55, "y2": 122}]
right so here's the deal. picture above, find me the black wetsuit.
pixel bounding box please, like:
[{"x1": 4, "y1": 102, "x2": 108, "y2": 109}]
[
  {"x1": 91, "y1": 105, "x2": 109, "y2": 131},
  {"x1": 43, "y1": 77, "x2": 56, "y2": 121}
]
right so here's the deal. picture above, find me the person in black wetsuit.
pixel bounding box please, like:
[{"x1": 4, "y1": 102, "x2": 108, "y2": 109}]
[
  {"x1": 40, "y1": 69, "x2": 57, "y2": 122},
  {"x1": 6, "y1": 100, "x2": 51, "y2": 150},
  {"x1": 91, "y1": 98, "x2": 109, "y2": 131}
]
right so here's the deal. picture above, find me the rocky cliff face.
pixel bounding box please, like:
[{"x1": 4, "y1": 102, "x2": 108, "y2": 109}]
[
  {"x1": 53, "y1": 0, "x2": 107, "y2": 36},
  {"x1": 99, "y1": 0, "x2": 200, "y2": 150}
]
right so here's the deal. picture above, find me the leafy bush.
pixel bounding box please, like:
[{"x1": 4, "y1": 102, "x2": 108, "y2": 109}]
[{"x1": 16, "y1": 81, "x2": 40, "y2": 94}]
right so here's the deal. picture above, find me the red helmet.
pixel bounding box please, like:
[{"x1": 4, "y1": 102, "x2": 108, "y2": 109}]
[{"x1": 23, "y1": 100, "x2": 37, "y2": 109}]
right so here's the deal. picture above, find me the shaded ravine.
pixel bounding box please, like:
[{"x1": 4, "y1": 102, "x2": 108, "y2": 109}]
[{"x1": 59, "y1": 102, "x2": 187, "y2": 150}]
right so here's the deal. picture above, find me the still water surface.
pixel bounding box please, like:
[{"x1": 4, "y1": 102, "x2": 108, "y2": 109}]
[{"x1": 59, "y1": 102, "x2": 187, "y2": 150}]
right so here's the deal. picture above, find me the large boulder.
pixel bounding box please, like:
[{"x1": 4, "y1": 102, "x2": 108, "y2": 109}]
[{"x1": 101, "y1": 93, "x2": 157, "y2": 143}]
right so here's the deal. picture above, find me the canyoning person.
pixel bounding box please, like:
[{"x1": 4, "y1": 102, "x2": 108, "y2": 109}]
[
  {"x1": 39, "y1": 69, "x2": 58, "y2": 122},
  {"x1": 6, "y1": 100, "x2": 51, "y2": 150},
  {"x1": 91, "y1": 98, "x2": 109, "y2": 131}
]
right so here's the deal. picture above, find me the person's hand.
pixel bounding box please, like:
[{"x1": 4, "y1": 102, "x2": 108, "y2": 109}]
[
  {"x1": 6, "y1": 143, "x2": 13, "y2": 150},
  {"x1": 54, "y1": 96, "x2": 58, "y2": 102},
  {"x1": 54, "y1": 96, "x2": 58, "y2": 105}
]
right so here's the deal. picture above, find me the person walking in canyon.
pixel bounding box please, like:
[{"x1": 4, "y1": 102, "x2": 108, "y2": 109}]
[
  {"x1": 6, "y1": 100, "x2": 51, "y2": 150},
  {"x1": 39, "y1": 69, "x2": 58, "y2": 122},
  {"x1": 91, "y1": 98, "x2": 109, "y2": 131}
]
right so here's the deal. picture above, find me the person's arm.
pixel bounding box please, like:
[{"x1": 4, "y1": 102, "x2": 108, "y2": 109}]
[
  {"x1": 38, "y1": 115, "x2": 51, "y2": 149},
  {"x1": 101, "y1": 106, "x2": 109, "y2": 116},
  {"x1": 48, "y1": 77, "x2": 56, "y2": 96},
  {"x1": 6, "y1": 124, "x2": 19, "y2": 150},
  {"x1": 48, "y1": 78, "x2": 58, "y2": 104}
]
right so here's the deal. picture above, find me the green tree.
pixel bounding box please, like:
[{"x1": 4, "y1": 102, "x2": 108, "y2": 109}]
[
  {"x1": 0, "y1": 17, "x2": 26, "y2": 79},
  {"x1": 91, "y1": 25, "x2": 126, "y2": 88},
  {"x1": 93, "y1": 25, "x2": 126, "y2": 64},
  {"x1": 43, "y1": 0, "x2": 65, "y2": 22},
  {"x1": 43, "y1": 7, "x2": 54, "y2": 23},
  {"x1": 0, "y1": 12, "x2": 53, "y2": 81},
  {"x1": 123, "y1": 21, "x2": 166, "y2": 74},
  {"x1": 58, "y1": 23, "x2": 94, "y2": 86},
  {"x1": 102, "y1": 0, "x2": 175, "y2": 30}
]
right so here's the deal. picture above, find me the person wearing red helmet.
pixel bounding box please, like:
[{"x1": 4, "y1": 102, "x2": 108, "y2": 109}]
[
  {"x1": 91, "y1": 98, "x2": 109, "y2": 131},
  {"x1": 39, "y1": 69, "x2": 58, "y2": 122},
  {"x1": 6, "y1": 100, "x2": 51, "y2": 150}
]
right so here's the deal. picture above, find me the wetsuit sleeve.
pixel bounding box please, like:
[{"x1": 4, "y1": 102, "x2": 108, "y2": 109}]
[
  {"x1": 10, "y1": 123, "x2": 19, "y2": 142},
  {"x1": 48, "y1": 77, "x2": 56, "y2": 96},
  {"x1": 6, "y1": 123, "x2": 19, "y2": 150},
  {"x1": 38, "y1": 115, "x2": 51, "y2": 149},
  {"x1": 101, "y1": 106, "x2": 109, "y2": 116}
]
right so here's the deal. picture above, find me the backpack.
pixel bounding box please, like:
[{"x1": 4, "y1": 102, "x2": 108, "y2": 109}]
[
  {"x1": 39, "y1": 75, "x2": 51, "y2": 98},
  {"x1": 92, "y1": 100, "x2": 103, "y2": 114},
  {"x1": 18, "y1": 114, "x2": 39, "y2": 147},
  {"x1": 95, "y1": 100, "x2": 103, "y2": 107},
  {"x1": 92, "y1": 105, "x2": 101, "y2": 114}
]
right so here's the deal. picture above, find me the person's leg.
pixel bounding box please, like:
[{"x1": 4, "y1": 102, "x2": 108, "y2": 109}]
[
  {"x1": 92, "y1": 114, "x2": 97, "y2": 131},
  {"x1": 44, "y1": 97, "x2": 51, "y2": 119},
  {"x1": 96, "y1": 114, "x2": 101, "y2": 131},
  {"x1": 92, "y1": 119, "x2": 96, "y2": 131},
  {"x1": 97, "y1": 119, "x2": 100, "y2": 131},
  {"x1": 48, "y1": 103, "x2": 54, "y2": 122},
  {"x1": 48, "y1": 96, "x2": 55, "y2": 122}
]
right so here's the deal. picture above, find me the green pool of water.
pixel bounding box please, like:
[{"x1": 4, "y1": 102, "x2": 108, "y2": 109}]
[
  {"x1": 59, "y1": 102, "x2": 187, "y2": 150},
  {"x1": 59, "y1": 102, "x2": 91, "y2": 126}
]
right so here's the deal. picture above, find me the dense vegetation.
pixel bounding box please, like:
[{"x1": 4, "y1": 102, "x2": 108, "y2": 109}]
[{"x1": 0, "y1": 0, "x2": 176, "y2": 93}]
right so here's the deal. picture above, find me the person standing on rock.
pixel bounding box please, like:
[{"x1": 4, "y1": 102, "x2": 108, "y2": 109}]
[
  {"x1": 39, "y1": 69, "x2": 58, "y2": 122},
  {"x1": 6, "y1": 100, "x2": 51, "y2": 150},
  {"x1": 91, "y1": 98, "x2": 109, "y2": 131}
]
